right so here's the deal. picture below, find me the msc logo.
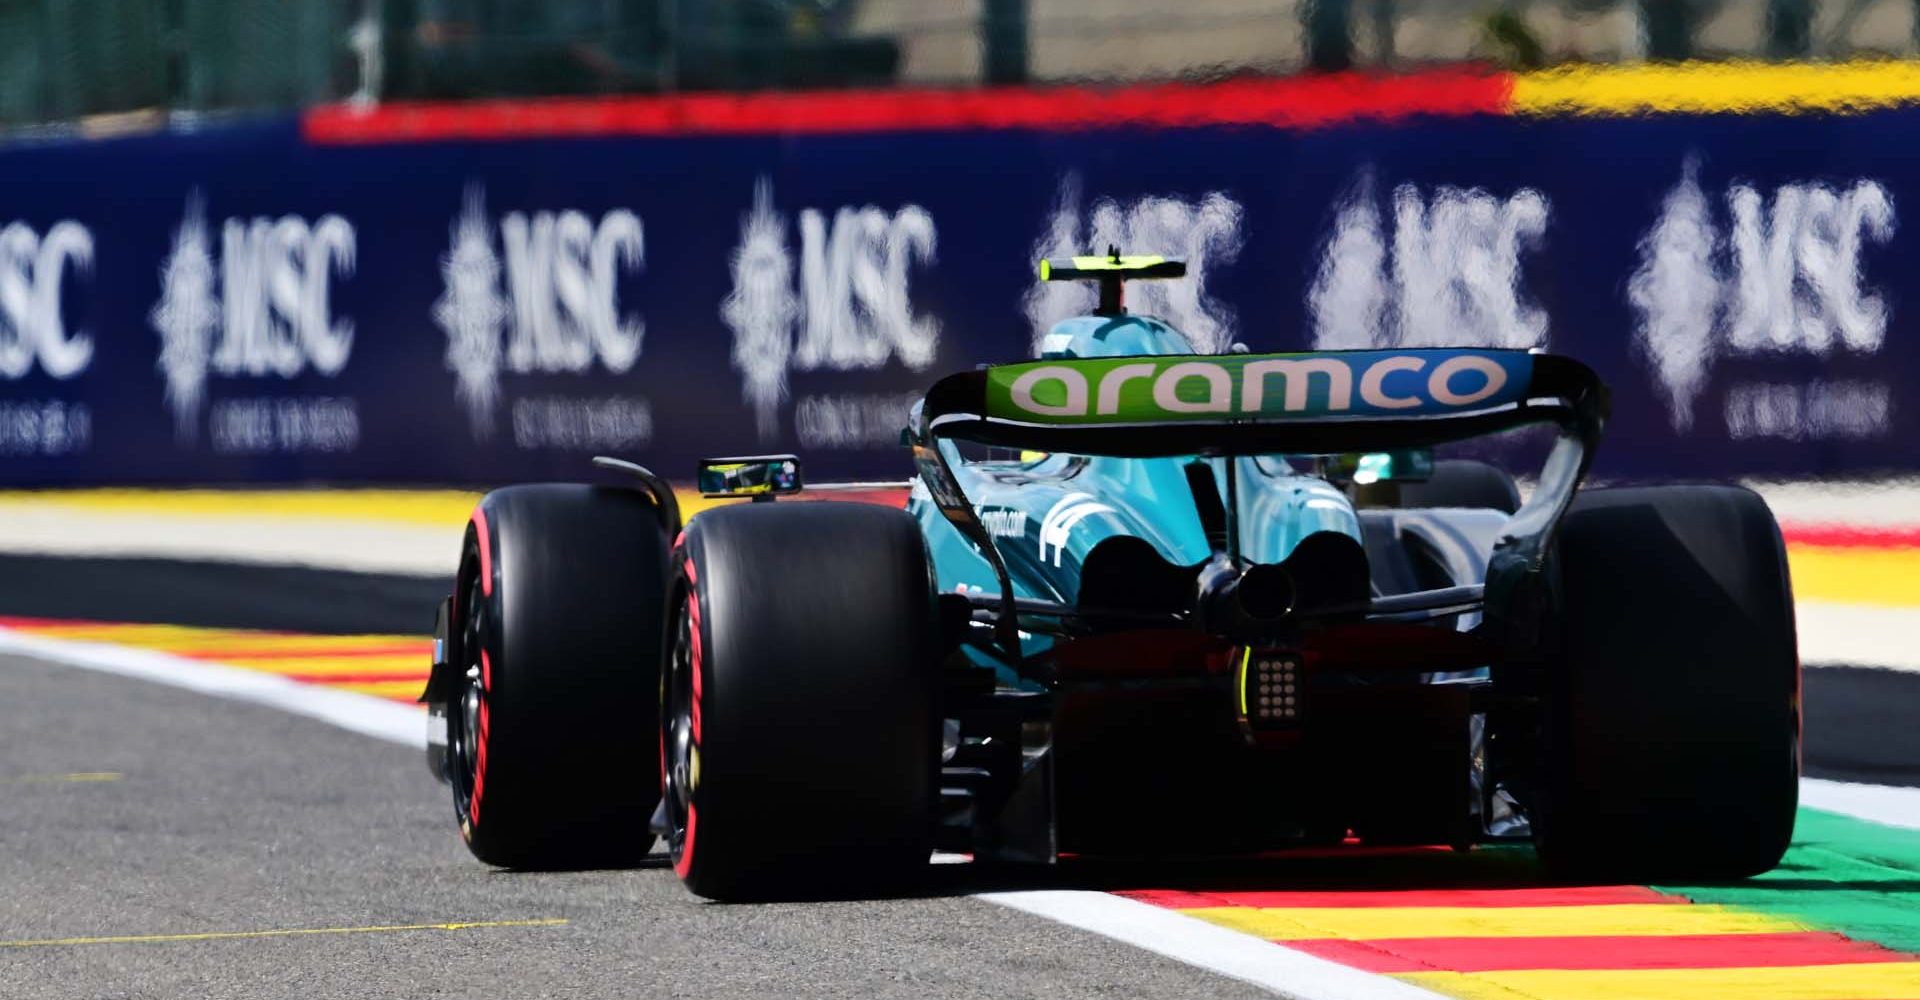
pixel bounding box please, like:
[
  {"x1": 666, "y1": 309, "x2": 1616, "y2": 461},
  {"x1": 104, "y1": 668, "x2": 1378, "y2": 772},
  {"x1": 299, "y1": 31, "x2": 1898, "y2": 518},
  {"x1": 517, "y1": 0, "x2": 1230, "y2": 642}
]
[
  {"x1": 994, "y1": 351, "x2": 1527, "y2": 423},
  {"x1": 151, "y1": 194, "x2": 357, "y2": 438},
  {"x1": 1311, "y1": 177, "x2": 1550, "y2": 354},
  {"x1": 0, "y1": 220, "x2": 93, "y2": 380},
  {"x1": 721, "y1": 178, "x2": 939, "y2": 441},
  {"x1": 1630, "y1": 162, "x2": 1897, "y2": 431},
  {"x1": 434, "y1": 185, "x2": 646, "y2": 438}
]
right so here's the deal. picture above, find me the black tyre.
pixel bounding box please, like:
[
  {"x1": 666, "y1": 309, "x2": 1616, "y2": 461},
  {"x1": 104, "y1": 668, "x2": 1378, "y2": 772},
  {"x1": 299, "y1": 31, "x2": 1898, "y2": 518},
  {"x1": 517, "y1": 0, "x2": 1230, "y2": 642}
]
[
  {"x1": 450, "y1": 484, "x2": 669, "y2": 869},
  {"x1": 1533, "y1": 485, "x2": 1799, "y2": 881},
  {"x1": 1398, "y1": 459, "x2": 1522, "y2": 513},
  {"x1": 661, "y1": 501, "x2": 937, "y2": 900}
]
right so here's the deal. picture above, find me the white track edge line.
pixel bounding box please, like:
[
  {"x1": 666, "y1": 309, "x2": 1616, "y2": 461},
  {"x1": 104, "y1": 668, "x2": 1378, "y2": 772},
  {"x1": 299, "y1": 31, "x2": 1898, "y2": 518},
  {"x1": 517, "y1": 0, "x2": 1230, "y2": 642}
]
[
  {"x1": 7, "y1": 627, "x2": 1919, "y2": 998},
  {"x1": 1796, "y1": 601, "x2": 1920, "y2": 674},
  {"x1": 978, "y1": 890, "x2": 1445, "y2": 1000},
  {"x1": 0, "y1": 628, "x2": 424, "y2": 748},
  {"x1": 1800, "y1": 777, "x2": 1920, "y2": 831}
]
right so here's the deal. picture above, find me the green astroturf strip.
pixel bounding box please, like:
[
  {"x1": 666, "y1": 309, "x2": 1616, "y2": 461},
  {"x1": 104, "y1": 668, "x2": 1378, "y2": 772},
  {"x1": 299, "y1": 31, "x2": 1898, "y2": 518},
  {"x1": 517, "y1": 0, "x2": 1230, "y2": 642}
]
[{"x1": 1654, "y1": 808, "x2": 1920, "y2": 955}]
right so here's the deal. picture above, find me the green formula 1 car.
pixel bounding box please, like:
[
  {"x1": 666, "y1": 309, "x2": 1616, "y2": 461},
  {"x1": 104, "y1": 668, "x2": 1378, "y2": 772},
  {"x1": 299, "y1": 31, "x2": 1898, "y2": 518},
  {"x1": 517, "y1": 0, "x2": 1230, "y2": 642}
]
[{"x1": 423, "y1": 255, "x2": 1800, "y2": 900}]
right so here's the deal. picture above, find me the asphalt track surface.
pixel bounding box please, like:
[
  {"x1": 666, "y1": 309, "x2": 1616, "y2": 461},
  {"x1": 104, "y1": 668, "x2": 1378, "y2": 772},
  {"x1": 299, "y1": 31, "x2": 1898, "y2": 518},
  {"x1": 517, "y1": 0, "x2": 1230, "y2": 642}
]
[
  {"x1": 0, "y1": 553, "x2": 1909, "y2": 789},
  {"x1": 3, "y1": 551, "x2": 1916, "y2": 1000},
  {"x1": 0, "y1": 651, "x2": 1279, "y2": 1000}
]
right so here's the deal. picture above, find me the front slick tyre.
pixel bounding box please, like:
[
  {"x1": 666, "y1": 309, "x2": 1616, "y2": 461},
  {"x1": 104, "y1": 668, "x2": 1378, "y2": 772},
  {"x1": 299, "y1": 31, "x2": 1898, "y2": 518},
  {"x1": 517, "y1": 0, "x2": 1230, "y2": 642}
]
[
  {"x1": 662, "y1": 502, "x2": 936, "y2": 901},
  {"x1": 1535, "y1": 485, "x2": 1799, "y2": 882},
  {"x1": 453, "y1": 484, "x2": 668, "y2": 870}
]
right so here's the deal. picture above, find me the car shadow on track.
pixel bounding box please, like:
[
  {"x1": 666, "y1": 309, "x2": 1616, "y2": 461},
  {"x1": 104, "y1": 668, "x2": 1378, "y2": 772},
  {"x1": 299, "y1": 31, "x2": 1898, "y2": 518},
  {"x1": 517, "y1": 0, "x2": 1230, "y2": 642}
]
[
  {"x1": 493, "y1": 836, "x2": 1920, "y2": 905},
  {"x1": 559, "y1": 843, "x2": 1570, "y2": 904}
]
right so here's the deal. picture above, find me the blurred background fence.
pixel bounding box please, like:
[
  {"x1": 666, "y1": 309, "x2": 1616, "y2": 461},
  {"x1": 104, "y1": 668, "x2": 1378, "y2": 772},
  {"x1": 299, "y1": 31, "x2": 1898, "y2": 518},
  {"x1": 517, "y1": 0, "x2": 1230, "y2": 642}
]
[{"x1": 7, "y1": 0, "x2": 1920, "y2": 125}]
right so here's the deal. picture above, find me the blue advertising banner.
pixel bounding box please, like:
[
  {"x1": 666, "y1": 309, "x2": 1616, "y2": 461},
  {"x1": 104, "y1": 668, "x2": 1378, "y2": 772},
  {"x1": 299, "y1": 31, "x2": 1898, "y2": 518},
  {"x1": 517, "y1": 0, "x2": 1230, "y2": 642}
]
[{"x1": 0, "y1": 100, "x2": 1909, "y2": 485}]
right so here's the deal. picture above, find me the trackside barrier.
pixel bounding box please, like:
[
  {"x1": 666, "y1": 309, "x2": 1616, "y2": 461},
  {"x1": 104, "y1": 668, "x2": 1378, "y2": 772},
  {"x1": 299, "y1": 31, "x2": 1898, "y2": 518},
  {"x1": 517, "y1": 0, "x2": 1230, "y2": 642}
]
[{"x1": 0, "y1": 64, "x2": 1915, "y2": 485}]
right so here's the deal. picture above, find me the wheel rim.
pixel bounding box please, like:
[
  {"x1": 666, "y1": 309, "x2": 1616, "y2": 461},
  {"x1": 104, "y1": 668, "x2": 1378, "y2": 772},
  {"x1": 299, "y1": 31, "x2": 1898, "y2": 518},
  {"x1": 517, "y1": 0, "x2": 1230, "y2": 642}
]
[
  {"x1": 662, "y1": 591, "x2": 696, "y2": 868},
  {"x1": 450, "y1": 568, "x2": 487, "y2": 828}
]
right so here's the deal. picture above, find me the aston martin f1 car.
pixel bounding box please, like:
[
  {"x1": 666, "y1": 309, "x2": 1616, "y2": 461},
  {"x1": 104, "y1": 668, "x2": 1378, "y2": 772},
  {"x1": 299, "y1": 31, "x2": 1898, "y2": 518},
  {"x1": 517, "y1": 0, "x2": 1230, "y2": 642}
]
[{"x1": 423, "y1": 255, "x2": 1800, "y2": 900}]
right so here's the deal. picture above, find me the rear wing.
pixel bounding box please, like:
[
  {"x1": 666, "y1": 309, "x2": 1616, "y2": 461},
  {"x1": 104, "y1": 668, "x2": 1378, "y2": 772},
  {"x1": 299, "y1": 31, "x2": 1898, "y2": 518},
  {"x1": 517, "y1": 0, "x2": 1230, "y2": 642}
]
[
  {"x1": 915, "y1": 348, "x2": 1603, "y2": 457},
  {"x1": 907, "y1": 348, "x2": 1610, "y2": 656}
]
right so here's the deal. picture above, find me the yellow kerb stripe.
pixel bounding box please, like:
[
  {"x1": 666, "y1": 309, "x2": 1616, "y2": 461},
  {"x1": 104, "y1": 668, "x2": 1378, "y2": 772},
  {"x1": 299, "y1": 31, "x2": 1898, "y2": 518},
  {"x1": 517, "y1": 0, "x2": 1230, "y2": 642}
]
[
  {"x1": 1181, "y1": 903, "x2": 1802, "y2": 940},
  {"x1": 329, "y1": 680, "x2": 431, "y2": 701},
  {"x1": 0, "y1": 489, "x2": 483, "y2": 526},
  {"x1": 213, "y1": 656, "x2": 428, "y2": 677},
  {"x1": 1513, "y1": 61, "x2": 1920, "y2": 116},
  {"x1": 1400, "y1": 962, "x2": 1920, "y2": 1000},
  {"x1": 5, "y1": 623, "x2": 420, "y2": 650},
  {"x1": 0, "y1": 487, "x2": 801, "y2": 526},
  {"x1": 5, "y1": 622, "x2": 215, "y2": 644},
  {"x1": 1787, "y1": 545, "x2": 1920, "y2": 607}
]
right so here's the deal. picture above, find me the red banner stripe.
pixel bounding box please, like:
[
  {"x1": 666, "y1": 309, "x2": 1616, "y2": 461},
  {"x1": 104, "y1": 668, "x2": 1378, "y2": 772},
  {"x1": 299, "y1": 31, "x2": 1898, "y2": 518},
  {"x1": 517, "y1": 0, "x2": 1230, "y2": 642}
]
[
  {"x1": 303, "y1": 70, "x2": 1513, "y2": 144},
  {"x1": 1285, "y1": 931, "x2": 1912, "y2": 973},
  {"x1": 1781, "y1": 523, "x2": 1920, "y2": 549}
]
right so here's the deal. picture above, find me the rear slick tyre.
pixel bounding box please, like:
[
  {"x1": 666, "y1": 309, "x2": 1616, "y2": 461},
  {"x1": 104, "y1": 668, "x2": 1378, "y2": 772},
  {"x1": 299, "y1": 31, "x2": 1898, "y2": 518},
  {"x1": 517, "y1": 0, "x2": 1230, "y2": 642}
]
[
  {"x1": 450, "y1": 484, "x2": 669, "y2": 869},
  {"x1": 1534, "y1": 485, "x2": 1799, "y2": 882},
  {"x1": 662, "y1": 501, "x2": 937, "y2": 901}
]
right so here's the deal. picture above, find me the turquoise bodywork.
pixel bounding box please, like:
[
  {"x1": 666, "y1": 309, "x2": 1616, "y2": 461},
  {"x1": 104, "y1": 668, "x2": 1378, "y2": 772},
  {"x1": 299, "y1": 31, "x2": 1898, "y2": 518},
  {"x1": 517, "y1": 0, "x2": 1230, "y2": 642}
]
[{"x1": 906, "y1": 315, "x2": 1367, "y2": 674}]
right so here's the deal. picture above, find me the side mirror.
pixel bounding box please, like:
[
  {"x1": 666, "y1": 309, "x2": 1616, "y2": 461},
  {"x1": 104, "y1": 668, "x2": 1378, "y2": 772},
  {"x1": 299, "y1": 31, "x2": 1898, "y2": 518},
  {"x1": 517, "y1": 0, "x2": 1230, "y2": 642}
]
[
  {"x1": 697, "y1": 455, "x2": 803, "y2": 499},
  {"x1": 1324, "y1": 449, "x2": 1434, "y2": 485}
]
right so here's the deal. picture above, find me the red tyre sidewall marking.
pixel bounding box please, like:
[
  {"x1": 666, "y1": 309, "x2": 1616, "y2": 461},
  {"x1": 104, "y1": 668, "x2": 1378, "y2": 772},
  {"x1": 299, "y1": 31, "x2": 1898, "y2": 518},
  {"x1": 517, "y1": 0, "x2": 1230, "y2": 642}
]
[
  {"x1": 469, "y1": 649, "x2": 492, "y2": 825},
  {"x1": 471, "y1": 507, "x2": 494, "y2": 597},
  {"x1": 661, "y1": 533, "x2": 689, "y2": 795},
  {"x1": 467, "y1": 506, "x2": 495, "y2": 827},
  {"x1": 674, "y1": 557, "x2": 702, "y2": 880}
]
